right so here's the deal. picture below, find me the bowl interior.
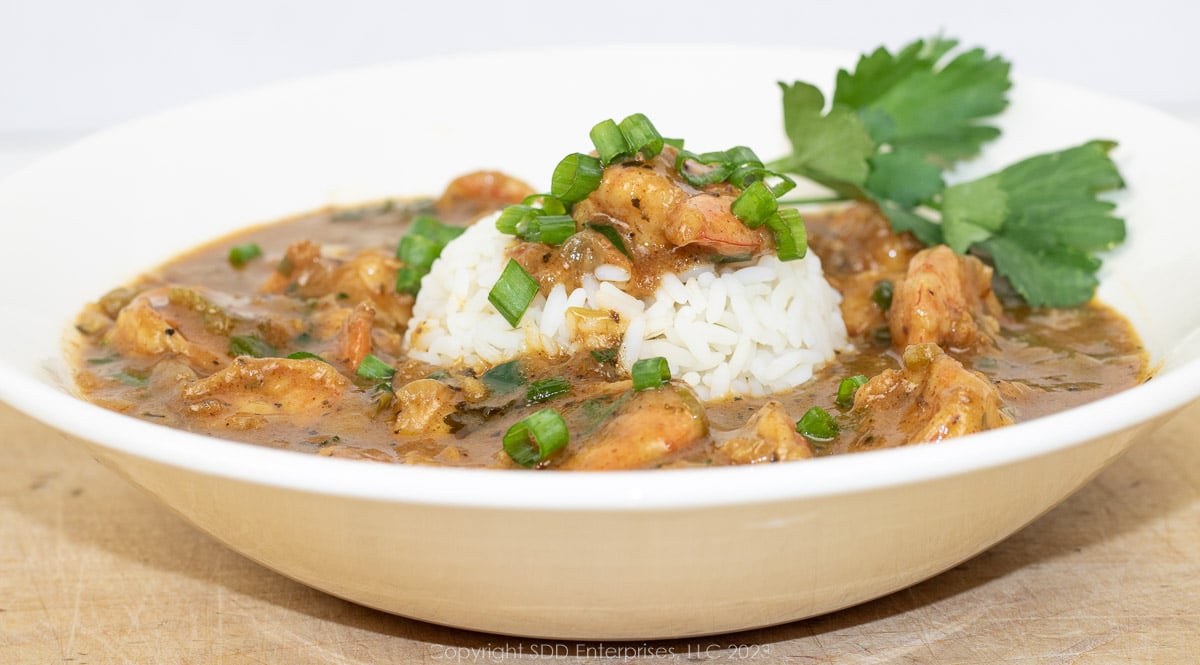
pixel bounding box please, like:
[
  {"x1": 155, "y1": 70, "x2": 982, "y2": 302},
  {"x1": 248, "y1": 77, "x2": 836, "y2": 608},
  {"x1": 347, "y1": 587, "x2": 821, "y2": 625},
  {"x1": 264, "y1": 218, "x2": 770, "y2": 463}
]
[{"x1": 0, "y1": 45, "x2": 1198, "y2": 506}]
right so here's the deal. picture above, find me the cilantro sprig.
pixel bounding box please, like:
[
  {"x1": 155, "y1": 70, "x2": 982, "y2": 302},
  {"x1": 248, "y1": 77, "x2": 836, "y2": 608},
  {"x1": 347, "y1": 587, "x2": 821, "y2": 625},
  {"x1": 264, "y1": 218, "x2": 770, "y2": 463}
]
[{"x1": 770, "y1": 36, "x2": 1126, "y2": 308}]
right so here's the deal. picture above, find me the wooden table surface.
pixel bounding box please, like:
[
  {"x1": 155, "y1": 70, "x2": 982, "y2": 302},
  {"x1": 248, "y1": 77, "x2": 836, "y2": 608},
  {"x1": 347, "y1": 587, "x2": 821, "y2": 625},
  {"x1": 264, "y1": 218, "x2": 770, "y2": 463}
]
[{"x1": 1, "y1": 397, "x2": 1197, "y2": 664}]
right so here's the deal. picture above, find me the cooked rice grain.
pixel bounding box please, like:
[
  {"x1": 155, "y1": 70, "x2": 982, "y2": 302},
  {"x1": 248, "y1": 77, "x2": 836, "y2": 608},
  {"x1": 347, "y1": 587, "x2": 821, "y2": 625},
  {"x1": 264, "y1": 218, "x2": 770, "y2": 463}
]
[{"x1": 403, "y1": 213, "x2": 849, "y2": 400}]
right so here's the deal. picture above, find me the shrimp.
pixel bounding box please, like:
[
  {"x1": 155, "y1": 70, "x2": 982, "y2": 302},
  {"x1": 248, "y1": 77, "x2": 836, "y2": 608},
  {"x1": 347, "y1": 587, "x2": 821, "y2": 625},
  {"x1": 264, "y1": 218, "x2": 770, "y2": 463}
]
[
  {"x1": 261, "y1": 244, "x2": 413, "y2": 335},
  {"x1": 849, "y1": 343, "x2": 1012, "y2": 449},
  {"x1": 392, "y1": 378, "x2": 459, "y2": 436},
  {"x1": 557, "y1": 385, "x2": 707, "y2": 470},
  {"x1": 664, "y1": 191, "x2": 769, "y2": 255},
  {"x1": 181, "y1": 356, "x2": 351, "y2": 422},
  {"x1": 714, "y1": 401, "x2": 813, "y2": 464},
  {"x1": 572, "y1": 148, "x2": 771, "y2": 259},
  {"x1": 805, "y1": 204, "x2": 924, "y2": 336},
  {"x1": 435, "y1": 170, "x2": 536, "y2": 221},
  {"x1": 888, "y1": 246, "x2": 1002, "y2": 351}
]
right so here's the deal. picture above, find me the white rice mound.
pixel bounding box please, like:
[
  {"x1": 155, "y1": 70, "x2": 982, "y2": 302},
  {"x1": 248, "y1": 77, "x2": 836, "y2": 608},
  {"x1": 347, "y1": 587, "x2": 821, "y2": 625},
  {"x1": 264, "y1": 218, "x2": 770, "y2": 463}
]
[{"x1": 403, "y1": 212, "x2": 849, "y2": 401}]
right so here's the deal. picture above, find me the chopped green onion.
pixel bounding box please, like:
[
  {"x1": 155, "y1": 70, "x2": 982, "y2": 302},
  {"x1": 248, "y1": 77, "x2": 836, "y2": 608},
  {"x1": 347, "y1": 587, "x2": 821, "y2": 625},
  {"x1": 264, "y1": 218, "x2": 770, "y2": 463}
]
[
  {"x1": 590, "y1": 347, "x2": 619, "y2": 364},
  {"x1": 481, "y1": 359, "x2": 526, "y2": 394},
  {"x1": 836, "y1": 375, "x2": 869, "y2": 409},
  {"x1": 618, "y1": 113, "x2": 664, "y2": 159},
  {"x1": 796, "y1": 406, "x2": 839, "y2": 441},
  {"x1": 356, "y1": 354, "x2": 396, "y2": 381},
  {"x1": 496, "y1": 204, "x2": 540, "y2": 236},
  {"x1": 725, "y1": 145, "x2": 762, "y2": 168},
  {"x1": 520, "y1": 194, "x2": 567, "y2": 216},
  {"x1": 590, "y1": 119, "x2": 631, "y2": 165},
  {"x1": 765, "y1": 208, "x2": 808, "y2": 261},
  {"x1": 871, "y1": 280, "x2": 894, "y2": 311},
  {"x1": 114, "y1": 370, "x2": 149, "y2": 388},
  {"x1": 766, "y1": 174, "x2": 798, "y2": 198},
  {"x1": 526, "y1": 377, "x2": 571, "y2": 404},
  {"x1": 662, "y1": 137, "x2": 685, "y2": 150},
  {"x1": 534, "y1": 215, "x2": 576, "y2": 245},
  {"x1": 405, "y1": 215, "x2": 465, "y2": 247},
  {"x1": 631, "y1": 356, "x2": 671, "y2": 391},
  {"x1": 395, "y1": 266, "x2": 424, "y2": 294},
  {"x1": 550, "y1": 153, "x2": 604, "y2": 204},
  {"x1": 286, "y1": 351, "x2": 327, "y2": 362},
  {"x1": 488, "y1": 259, "x2": 540, "y2": 327},
  {"x1": 229, "y1": 335, "x2": 277, "y2": 358},
  {"x1": 489, "y1": 259, "x2": 542, "y2": 326},
  {"x1": 437, "y1": 223, "x2": 465, "y2": 245},
  {"x1": 503, "y1": 408, "x2": 570, "y2": 467},
  {"x1": 228, "y1": 243, "x2": 263, "y2": 268},
  {"x1": 585, "y1": 223, "x2": 631, "y2": 258},
  {"x1": 731, "y1": 181, "x2": 778, "y2": 228},
  {"x1": 394, "y1": 216, "x2": 464, "y2": 295},
  {"x1": 397, "y1": 233, "x2": 441, "y2": 269},
  {"x1": 675, "y1": 149, "x2": 734, "y2": 187},
  {"x1": 729, "y1": 163, "x2": 767, "y2": 189}
]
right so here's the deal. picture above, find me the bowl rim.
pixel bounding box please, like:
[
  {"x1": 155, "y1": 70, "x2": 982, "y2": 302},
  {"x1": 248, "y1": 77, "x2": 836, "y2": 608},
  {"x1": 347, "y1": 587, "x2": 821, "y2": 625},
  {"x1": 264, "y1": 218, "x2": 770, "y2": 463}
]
[{"x1": 1, "y1": 44, "x2": 1198, "y2": 512}]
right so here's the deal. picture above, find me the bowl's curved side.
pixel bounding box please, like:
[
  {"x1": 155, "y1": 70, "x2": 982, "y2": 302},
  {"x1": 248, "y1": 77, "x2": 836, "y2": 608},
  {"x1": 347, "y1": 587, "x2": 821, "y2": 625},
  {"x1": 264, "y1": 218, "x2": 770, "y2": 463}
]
[{"x1": 73, "y1": 414, "x2": 1165, "y2": 640}]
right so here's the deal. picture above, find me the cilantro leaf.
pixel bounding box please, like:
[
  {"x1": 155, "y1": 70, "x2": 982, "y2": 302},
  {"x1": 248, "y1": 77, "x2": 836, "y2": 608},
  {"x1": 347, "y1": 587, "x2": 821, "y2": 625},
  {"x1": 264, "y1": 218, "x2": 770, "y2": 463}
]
[
  {"x1": 769, "y1": 36, "x2": 1125, "y2": 309},
  {"x1": 774, "y1": 81, "x2": 875, "y2": 192},
  {"x1": 940, "y1": 175, "x2": 1007, "y2": 253},
  {"x1": 771, "y1": 36, "x2": 1009, "y2": 233},
  {"x1": 981, "y1": 236, "x2": 1101, "y2": 308},
  {"x1": 833, "y1": 37, "x2": 958, "y2": 109},
  {"x1": 941, "y1": 140, "x2": 1125, "y2": 306},
  {"x1": 865, "y1": 150, "x2": 945, "y2": 208},
  {"x1": 837, "y1": 39, "x2": 1011, "y2": 166},
  {"x1": 873, "y1": 199, "x2": 943, "y2": 246}
]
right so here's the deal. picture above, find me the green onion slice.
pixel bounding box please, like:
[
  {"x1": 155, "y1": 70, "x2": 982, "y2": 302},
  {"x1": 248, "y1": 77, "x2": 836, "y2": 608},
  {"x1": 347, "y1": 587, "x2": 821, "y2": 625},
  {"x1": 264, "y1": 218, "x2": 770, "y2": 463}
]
[
  {"x1": 618, "y1": 113, "x2": 664, "y2": 159},
  {"x1": 503, "y1": 408, "x2": 570, "y2": 467},
  {"x1": 526, "y1": 376, "x2": 571, "y2": 404},
  {"x1": 114, "y1": 370, "x2": 149, "y2": 388},
  {"x1": 725, "y1": 145, "x2": 762, "y2": 168},
  {"x1": 408, "y1": 215, "x2": 464, "y2": 244},
  {"x1": 871, "y1": 280, "x2": 894, "y2": 311},
  {"x1": 836, "y1": 375, "x2": 869, "y2": 409},
  {"x1": 228, "y1": 243, "x2": 263, "y2": 268},
  {"x1": 229, "y1": 335, "x2": 276, "y2": 358},
  {"x1": 585, "y1": 223, "x2": 631, "y2": 258},
  {"x1": 550, "y1": 153, "x2": 604, "y2": 204},
  {"x1": 395, "y1": 266, "x2": 424, "y2": 294},
  {"x1": 590, "y1": 347, "x2": 619, "y2": 364},
  {"x1": 393, "y1": 216, "x2": 464, "y2": 295},
  {"x1": 767, "y1": 174, "x2": 798, "y2": 198},
  {"x1": 731, "y1": 181, "x2": 778, "y2": 228},
  {"x1": 397, "y1": 233, "x2": 441, "y2": 269},
  {"x1": 590, "y1": 119, "x2": 631, "y2": 165},
  {"x1": 675, "y1": 149, "x2": 734, "y2": 187},
  {"x1": 535, "y1": 215, "x2": 576, "y2": 245},
  {"x1": 796, "y1": 406, "x2": 839, "y2": 441},
  {"x1": 481, "y1": 359, "x2": 526, "y2": 394},
  {"x1": 520, "y1": 194, "x2": 568, "y2": 216},
  {"x1": 488, "y1": 259, "x2": 540, "y2": 327},
  {"x1": 495, "y1": 204, "x2": 539, "y2": 236},
  {"x1": 356, "y1": 353, "x2": 396, "y2": 381},
  {"x1": 765, "y1": 208, "x2": 808, "y2": 261},
  {"x1": 631, "y1": 356, "x2": 671, "y2": 391},
  {"x1": 286, "y1": 351, "x2": 327, "y2": 362}
]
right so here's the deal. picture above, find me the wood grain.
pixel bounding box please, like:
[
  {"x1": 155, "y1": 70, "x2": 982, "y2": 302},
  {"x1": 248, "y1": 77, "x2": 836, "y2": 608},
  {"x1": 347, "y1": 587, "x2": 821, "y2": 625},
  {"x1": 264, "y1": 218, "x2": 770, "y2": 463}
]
[{"x1": 2, "y1": 399, "x2": 1197, "y2": 664}]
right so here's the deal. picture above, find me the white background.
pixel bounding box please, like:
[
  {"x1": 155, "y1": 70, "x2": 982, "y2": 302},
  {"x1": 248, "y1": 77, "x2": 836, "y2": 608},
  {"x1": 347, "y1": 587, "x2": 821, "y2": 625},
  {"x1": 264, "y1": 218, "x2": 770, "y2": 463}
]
[{"x1": 2, "y1": 0, "x2": 1198, "y2": 142}]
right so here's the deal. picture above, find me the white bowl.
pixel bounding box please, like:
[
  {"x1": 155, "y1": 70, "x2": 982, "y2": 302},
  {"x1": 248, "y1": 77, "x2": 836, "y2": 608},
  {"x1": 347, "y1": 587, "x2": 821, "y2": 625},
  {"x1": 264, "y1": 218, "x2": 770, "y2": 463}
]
[{"x1": 1, "y1": 46, "x2": 1198, "y2": 640}]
